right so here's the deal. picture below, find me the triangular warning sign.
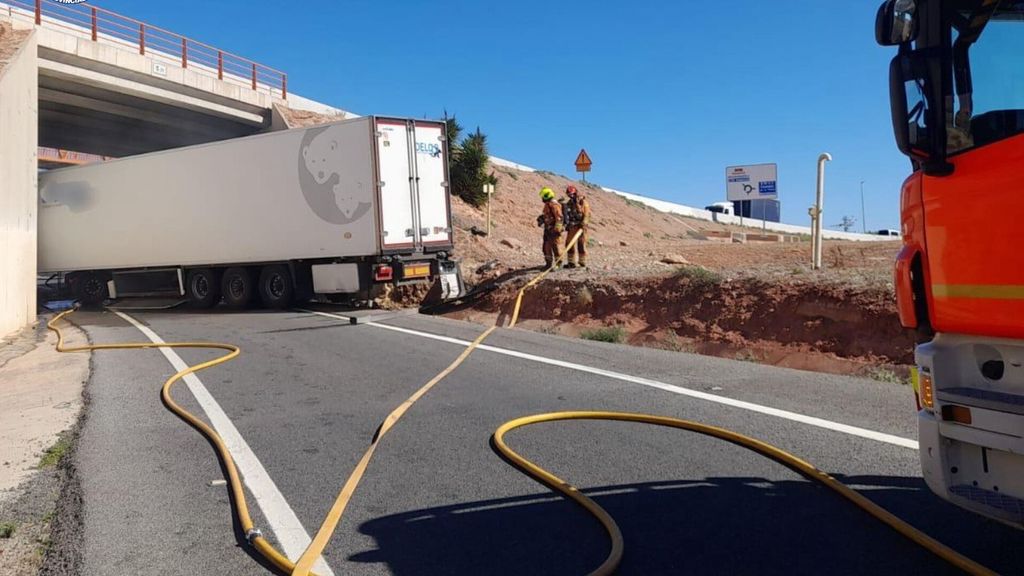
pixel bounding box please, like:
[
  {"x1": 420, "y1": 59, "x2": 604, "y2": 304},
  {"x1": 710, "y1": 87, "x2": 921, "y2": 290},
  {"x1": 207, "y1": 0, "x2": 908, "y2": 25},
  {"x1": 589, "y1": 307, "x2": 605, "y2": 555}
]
[{"x1": 575, "y1": 148, "x2": 592, "y2": 171}]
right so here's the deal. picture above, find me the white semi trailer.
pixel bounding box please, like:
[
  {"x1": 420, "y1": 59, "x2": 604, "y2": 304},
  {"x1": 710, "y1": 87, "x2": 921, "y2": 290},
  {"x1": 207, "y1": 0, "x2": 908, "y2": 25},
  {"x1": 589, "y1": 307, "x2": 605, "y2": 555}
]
[{"x1": 38, "y1": 116, "x2": 463, "y2": 308}]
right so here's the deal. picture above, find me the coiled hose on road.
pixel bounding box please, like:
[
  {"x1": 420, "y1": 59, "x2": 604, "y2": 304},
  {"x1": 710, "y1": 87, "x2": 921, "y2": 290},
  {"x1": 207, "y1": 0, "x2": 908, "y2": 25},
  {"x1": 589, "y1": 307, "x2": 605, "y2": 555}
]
[{"x1": 49, "y1": 228, "x2": 998, "y2": 575}]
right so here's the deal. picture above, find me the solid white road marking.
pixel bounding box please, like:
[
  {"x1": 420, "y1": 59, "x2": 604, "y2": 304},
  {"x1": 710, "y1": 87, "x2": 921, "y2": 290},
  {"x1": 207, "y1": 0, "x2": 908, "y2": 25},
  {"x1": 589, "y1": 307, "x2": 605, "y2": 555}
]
[
  {"x1": 302, "y1": 309, "x2": 919, "y2": 450},
  {"x1": 115, "y1": 311, "x2": 335, "y2": 576}
]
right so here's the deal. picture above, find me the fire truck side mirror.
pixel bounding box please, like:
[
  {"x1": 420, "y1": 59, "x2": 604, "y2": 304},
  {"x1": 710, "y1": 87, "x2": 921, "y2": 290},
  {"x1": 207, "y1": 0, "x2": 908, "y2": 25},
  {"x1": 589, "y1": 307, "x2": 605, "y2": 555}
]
[{"x1": 876, "y1": 0, "x2": 918, "y2": 46}]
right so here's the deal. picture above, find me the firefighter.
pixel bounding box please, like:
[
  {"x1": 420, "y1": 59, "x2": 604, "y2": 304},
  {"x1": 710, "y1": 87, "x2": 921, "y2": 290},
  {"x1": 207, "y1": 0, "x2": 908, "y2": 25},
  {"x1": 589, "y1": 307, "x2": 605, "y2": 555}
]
[
  {"x1": 537, "y1": 187, "x2": 563, "y2": 268},
  {"x1": 563, "y1": 185, "x2": 591, "y2": 268}
]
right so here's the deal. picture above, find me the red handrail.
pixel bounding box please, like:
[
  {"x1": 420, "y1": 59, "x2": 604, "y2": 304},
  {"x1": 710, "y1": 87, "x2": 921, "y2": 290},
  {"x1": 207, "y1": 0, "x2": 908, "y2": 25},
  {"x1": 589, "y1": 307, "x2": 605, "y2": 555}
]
[{"x1": 18, "y1": 0, "x2": 287, "y2": 98}]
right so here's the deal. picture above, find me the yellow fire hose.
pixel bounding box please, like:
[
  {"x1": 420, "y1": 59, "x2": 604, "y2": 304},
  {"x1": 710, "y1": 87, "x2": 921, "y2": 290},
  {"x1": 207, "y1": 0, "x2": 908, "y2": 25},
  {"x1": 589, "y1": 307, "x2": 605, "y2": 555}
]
[
  {"x1": 47, "y1": 310, "x2": 302, "y2": 574},
  {"x1": 48, "y1": 225, "x2": 997, "y2": 575},
  {"x1": 492, "y1": 412, "x2": 997, "y2": 576}
]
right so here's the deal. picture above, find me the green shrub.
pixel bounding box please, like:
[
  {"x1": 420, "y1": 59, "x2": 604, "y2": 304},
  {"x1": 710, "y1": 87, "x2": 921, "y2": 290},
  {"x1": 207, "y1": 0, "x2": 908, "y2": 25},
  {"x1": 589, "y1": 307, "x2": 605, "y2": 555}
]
[
  {"x1": 38, "y1": 434, "x2": 71, "y2": 469},
  {"x1": 625, "y1": 197, "x2": 648, "y2": 210},
  {"x1": 734, "y1": 350, "x2": 761, "y2": 363},
  {"x1": 445, "y1": 114, "x2": 496, "y2": 208},
  {"x1": 0, "y1": 522, "x2": 15, "y2": 539},
  {"x1": 674, "y1": 266, "x2": 722, "y2": 287},
  {"x1": 867, "y1": 367, "x2": 910, "y2": 385},
  {"x1": 580, "y1": 326, "x2": 627, "y2": 343}
]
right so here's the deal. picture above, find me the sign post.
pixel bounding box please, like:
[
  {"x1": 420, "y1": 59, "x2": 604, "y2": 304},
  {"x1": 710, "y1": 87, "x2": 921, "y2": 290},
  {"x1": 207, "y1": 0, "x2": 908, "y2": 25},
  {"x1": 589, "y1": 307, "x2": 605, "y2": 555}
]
[
  {"x1": 574, "y1": 149, "x2": 592, "y2": 182},
  {"x1": 726, "y1": 163, "x2": 778, "y2": 230},
  {"x1": 483, "y1": 182, "x2": 495, "y2": 236}
]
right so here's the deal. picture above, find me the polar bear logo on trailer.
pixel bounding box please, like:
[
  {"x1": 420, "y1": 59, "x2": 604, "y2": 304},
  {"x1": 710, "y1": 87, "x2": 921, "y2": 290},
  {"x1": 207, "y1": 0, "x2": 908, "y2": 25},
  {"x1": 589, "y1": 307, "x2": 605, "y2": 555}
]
[{"x1": 297, "y1": 124, "x2": 372, "y2": 225}]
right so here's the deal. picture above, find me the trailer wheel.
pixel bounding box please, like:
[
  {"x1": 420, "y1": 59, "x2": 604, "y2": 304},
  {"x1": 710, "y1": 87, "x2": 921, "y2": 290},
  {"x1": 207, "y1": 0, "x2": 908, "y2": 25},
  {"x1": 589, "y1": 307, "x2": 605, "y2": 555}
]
[
  {"x1": 73, "y1": 271, "x2": 108, "y2": 306},
  {"x1": 221, "y1": 267, "x2": 254, "y2": 309},
  {"x1": 258, "y1": 265, "x2": 294, "y2": 309},
  {"x1": 186, "y1": 269, "x2": 221, "y2": 309}
]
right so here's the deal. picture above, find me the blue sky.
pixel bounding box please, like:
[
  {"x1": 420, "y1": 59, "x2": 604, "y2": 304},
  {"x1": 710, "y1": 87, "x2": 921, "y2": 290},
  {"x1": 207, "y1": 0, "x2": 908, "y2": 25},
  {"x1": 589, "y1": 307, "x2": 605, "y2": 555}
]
[{"x1": 90, "y1": 0, "x2": 906, "y2": 229}]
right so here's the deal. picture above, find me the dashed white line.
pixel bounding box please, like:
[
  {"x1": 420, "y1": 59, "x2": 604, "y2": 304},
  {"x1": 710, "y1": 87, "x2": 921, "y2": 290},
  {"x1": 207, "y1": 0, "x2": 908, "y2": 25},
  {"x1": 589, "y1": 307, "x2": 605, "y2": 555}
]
[
  {"x1": 302, "y1": 309, "x2": 918, "y2": 450},
  {"x1": 115, "y1": 311, "x2": 335, "y2": 576}
]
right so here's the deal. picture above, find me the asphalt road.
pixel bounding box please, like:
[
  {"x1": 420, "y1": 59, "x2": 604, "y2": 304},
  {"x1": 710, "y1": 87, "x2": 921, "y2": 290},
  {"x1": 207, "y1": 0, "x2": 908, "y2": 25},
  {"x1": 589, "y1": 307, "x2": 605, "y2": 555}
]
[{"x1": 64, "y1": 307, "x2": 1024, "y2": 575}]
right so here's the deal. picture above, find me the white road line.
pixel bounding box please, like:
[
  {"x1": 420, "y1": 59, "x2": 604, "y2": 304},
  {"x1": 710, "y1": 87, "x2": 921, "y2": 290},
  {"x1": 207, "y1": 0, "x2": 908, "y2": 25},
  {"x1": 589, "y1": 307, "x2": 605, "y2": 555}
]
[
  {"x1": 302, "y1": 309, "x2": 919, "y2": 450},
  {"x1": 114, "y1": 311, "x2": 335, "y2": 576}
]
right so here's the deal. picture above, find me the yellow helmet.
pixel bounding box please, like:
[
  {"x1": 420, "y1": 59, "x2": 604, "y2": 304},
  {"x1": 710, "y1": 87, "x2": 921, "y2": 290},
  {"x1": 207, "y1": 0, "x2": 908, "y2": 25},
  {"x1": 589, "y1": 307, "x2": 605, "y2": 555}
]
[{"x1": 539, "y1": 187, "x2": 555, "y2": 201}]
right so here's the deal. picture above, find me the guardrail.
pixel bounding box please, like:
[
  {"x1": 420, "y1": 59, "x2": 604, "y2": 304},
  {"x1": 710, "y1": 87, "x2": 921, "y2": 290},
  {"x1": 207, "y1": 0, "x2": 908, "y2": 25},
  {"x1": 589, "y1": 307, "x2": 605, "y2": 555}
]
[{"x1": 3, "y1": 0, "x2": 287, "y2": 98}]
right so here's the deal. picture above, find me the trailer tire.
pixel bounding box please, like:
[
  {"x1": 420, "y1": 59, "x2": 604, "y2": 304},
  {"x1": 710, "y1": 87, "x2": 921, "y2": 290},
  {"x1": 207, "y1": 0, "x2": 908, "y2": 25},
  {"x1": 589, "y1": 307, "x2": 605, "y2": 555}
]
[
  {"x1": 73, "y1": 271, "x2": 108, "y2": 306},
  {"x1": 186, "y1": 268, "x2": 221, "y2": 309},
  {"x1": 258, "y1": 265, "x2": 294, "y2": 309},
  {"x1": 221, "y1": 267, "x2": 254, "y2": 309}
]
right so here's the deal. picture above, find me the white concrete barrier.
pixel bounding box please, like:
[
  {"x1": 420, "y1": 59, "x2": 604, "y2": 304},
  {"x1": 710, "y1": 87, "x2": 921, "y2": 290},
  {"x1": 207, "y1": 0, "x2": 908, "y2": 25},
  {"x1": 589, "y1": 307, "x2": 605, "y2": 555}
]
[
  {"x1": 607, "y1": 187, "x2": 888, "y2": 241},
  {"x1": 0, "y1": 28, "x2": 38, "y2": 337}
]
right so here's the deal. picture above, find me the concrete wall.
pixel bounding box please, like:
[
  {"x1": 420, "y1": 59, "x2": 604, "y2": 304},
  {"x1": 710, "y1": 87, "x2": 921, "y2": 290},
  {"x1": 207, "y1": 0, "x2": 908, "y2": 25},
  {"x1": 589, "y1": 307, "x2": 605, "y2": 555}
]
[{"x1": 0, "y1": 29, "x2": 38, "y2": 337}]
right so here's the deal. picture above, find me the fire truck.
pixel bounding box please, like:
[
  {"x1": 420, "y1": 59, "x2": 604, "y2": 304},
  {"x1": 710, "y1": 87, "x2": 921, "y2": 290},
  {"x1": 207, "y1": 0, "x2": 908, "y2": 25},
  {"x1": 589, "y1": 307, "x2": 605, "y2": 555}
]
[{"x1": 876, "y1": 0, "x2": 1024, "y2": 527}]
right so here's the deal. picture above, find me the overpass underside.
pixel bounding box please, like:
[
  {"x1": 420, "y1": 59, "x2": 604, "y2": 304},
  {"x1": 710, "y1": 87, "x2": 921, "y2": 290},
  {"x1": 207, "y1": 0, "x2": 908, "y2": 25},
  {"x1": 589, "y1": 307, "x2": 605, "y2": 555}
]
[
  {"x1": 36, "y1": 46, "x2": 270, "y2": 157},
  {"x1": 38, "y1": 66, "x2": 265, "y2": 157}
]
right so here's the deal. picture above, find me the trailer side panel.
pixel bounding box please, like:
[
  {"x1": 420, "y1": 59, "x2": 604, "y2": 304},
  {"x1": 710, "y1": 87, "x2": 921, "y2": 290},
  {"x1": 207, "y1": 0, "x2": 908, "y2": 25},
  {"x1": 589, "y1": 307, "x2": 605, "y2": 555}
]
[{"x1": 39, "y1": 117, "x2": 378, "y2": 272}]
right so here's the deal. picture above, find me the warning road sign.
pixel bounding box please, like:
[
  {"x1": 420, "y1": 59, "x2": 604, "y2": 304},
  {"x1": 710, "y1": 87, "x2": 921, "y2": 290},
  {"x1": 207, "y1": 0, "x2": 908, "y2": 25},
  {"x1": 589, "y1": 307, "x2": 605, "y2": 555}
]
[{"x1": 575, "y1": 149, "x2": 592, "y2": 173}]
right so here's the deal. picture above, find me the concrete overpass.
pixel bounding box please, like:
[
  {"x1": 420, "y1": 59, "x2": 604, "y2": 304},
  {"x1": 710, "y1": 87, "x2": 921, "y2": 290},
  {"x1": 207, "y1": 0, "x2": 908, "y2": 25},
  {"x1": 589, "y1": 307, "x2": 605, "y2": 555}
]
[
  {"x1": 1, "y1": 0, "x2": 292, "y2": 157},
  {"x1": 0, "y1": 0, "x2": 354, "y2": 336}
]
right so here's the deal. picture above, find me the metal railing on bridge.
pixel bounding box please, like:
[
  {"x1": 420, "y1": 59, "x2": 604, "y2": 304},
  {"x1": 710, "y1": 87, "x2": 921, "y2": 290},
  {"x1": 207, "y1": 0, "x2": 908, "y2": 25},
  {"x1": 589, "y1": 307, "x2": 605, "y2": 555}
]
[{"x1": 2, "y1": 0, "x2": 287, "y2": 99}]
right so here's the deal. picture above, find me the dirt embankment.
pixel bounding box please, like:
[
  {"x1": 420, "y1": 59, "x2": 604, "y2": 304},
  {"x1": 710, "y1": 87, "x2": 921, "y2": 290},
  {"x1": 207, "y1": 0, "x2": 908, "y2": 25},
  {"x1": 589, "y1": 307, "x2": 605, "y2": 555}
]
[
  {"x1": 449, "y1": 272, "x2": 913, "y2": 377},
  {"x1": 440, "y1": 162, "x2": 909, "y2": 378},
  {"x1": 0, "y1": 22, "x2": 31, "y2": 66}
]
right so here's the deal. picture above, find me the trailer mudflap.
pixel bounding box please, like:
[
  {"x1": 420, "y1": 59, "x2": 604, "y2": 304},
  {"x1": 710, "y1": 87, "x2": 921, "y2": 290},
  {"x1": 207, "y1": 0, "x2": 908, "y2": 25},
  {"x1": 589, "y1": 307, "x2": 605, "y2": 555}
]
[{"x1": 422, "y1": 260, "x2": 465, "y2": 306}]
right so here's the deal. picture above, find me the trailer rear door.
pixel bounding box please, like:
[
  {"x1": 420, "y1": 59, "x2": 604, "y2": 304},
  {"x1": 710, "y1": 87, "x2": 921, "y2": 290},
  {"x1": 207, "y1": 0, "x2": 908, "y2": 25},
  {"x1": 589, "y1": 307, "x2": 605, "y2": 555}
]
[
  {"x1": 376, "y1": 119, "x2": 417, "y2": 250},
  {"x1": 413, "y1": 122, "x2": 453, "y2": 248}
]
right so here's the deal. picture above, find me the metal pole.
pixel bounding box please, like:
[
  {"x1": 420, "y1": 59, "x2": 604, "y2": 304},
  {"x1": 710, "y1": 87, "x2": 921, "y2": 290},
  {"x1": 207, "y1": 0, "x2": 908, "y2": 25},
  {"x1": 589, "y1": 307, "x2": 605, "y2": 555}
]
[
  {"x1": 860, "y1": 180, "x2": 866, "y2": 233},
  {"x1": 809, "y1": 207, "x2": 817, "y2": 265},
  {"x1": 813, "y1": 153, "x2": 832, "y2": 270}
]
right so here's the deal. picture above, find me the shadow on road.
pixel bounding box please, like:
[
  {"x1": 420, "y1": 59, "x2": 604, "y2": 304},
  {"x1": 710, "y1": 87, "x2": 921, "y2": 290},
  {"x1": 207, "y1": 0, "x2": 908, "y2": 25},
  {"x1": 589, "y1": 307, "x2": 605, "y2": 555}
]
[{"x1": 349, "y1": 475, "x2": 1022, "y2": 575}]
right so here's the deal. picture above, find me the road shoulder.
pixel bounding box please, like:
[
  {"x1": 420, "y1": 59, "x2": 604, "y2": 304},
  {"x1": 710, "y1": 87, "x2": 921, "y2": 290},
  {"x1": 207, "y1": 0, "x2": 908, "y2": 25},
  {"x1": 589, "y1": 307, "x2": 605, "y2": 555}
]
[{"x1": 0, "y1": 317, "x2": 89, "y2": 576}]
